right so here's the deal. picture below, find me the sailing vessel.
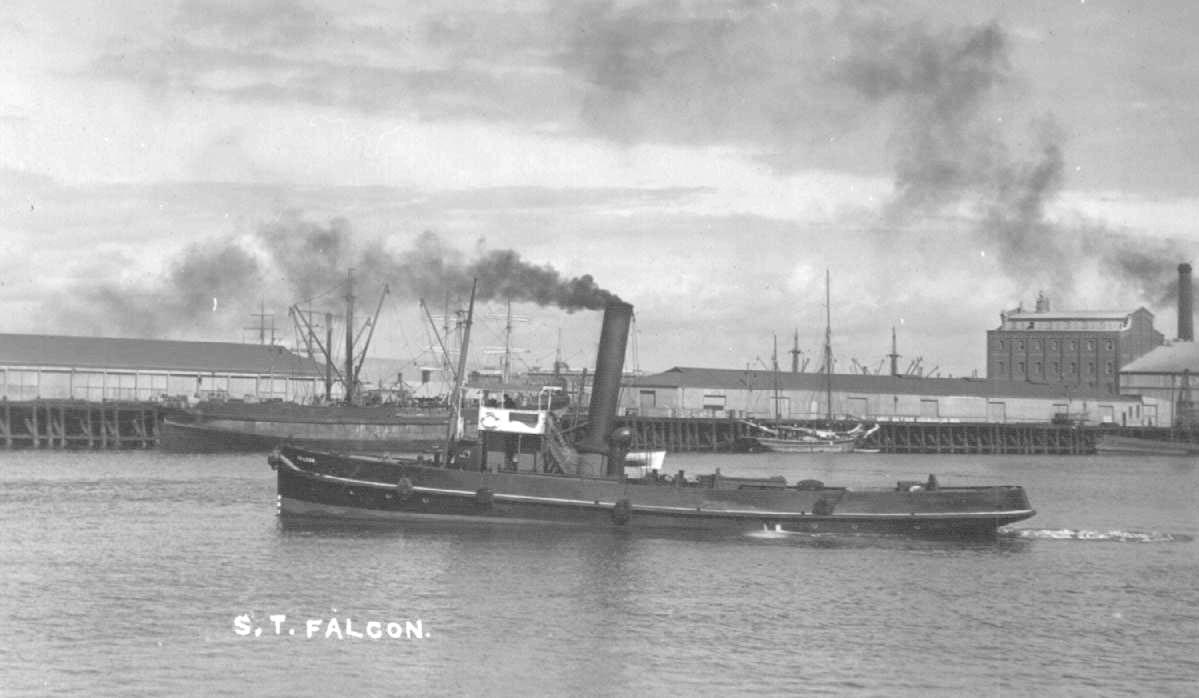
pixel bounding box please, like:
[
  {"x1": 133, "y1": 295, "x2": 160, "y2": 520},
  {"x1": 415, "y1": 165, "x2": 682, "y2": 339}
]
[
  {"x1": 160, "y1": 271, "x2": 450, "y2": 453},
  {"x1": 743, "y1": 421, "x2": 879, "y2": 453},
  {"x1": 270, "y1": 300, "x2": 1035, "y2": 537},
  {"x1": 744, "y1": 271, "x2": 877, "y2": 453}
]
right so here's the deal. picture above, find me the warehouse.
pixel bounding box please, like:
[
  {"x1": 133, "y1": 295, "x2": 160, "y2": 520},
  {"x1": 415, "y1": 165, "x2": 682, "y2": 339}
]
[
  {"x1": 985, "y1": 295, "x2": 1163, "y2": 393},
  {"x1": 0, "y1": 333, "x2": 325, "y2": 403},
  {"x1": 1119, "y1": 342, "x2": 1199, "y2": 427},
  {"x1": 623, "y1": 366, "x2": 1153, "y2": 426}
]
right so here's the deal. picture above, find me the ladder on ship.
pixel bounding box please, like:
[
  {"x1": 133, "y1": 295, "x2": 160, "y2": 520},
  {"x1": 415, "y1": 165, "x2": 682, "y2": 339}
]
[{"x1": 542, "y1": 414, "x2": 582, "y2": 475}]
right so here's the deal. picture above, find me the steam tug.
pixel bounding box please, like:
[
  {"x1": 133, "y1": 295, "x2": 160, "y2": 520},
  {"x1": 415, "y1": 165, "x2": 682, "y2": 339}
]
[{"x1": 270, "y1": 301, "x2": 1035, "y2": 537}]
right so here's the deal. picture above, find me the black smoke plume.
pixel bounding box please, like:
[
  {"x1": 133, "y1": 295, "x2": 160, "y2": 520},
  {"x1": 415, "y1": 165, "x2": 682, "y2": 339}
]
[
  {"x1": 50, "y1": 222, "x2": 619, "y2": 339},
  {"x1": 557, "y1": 3, "x2": 1191, "y2": 308},
  {"x1": 367, "y1": 231, "x2": 620, "y2": 311},
  {"x1": 833, "y1": 17, "x2": 1190, "y2": 306}
]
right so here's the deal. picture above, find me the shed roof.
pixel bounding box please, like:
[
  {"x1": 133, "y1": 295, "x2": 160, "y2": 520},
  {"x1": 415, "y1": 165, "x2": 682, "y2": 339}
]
[
  {"x1": 1120, "y1": 342, "x2": 1199, "y2": 374},
  {"x1": 0, "y1": 333, "x2": 323, "y2": 376},
  {"x1": 628, "y1": 366, "x2": 1126, "y2": 401}
]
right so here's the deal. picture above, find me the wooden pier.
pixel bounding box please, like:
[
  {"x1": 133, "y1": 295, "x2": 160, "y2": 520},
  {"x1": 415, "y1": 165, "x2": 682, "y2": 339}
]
[
  {"x1": 596, "y1": 416, "x2": 1199, "y2": 456},
  {"x1": 867, "y1": 422, "x2": 1093, "y2": 455},
  {"x1": 617, "y1": 415, "x2": 755, "y2": 452},
  {"x1": 0, "y1": 400, "x2": 160, "y2": 450}
]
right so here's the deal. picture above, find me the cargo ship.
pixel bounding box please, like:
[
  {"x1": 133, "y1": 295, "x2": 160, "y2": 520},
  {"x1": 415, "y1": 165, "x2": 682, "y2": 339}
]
[
  {"x1": 160, "y1": 402, "x2": 447, "y2": 454},
  {"x1": 270, "y1": 301, "x2": 1035, "y2": 537},
  {"x1": 161, "y1": 270, "x2": 451, "y2": 453}
]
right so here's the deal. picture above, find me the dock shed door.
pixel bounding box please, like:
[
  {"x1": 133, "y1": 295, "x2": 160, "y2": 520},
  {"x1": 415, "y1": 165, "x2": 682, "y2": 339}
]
[
  {"x1": 919, "y1": 399, "x2": 940, "y2": 419},
  {"x1": 847, "y1": 397, "x2": 868, "y2": 418},
  {"x1": 987, "y1": 401, "x2": 1007, "y2": 423},
  {"x1": 771, "y1": 396, "x2": 791, "y2": 418}
]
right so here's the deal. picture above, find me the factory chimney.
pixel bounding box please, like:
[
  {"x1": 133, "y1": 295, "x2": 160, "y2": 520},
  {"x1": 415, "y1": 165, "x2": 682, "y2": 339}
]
[
  {"x1": 577, "y1": 302, "x2": 634, "y2": 473},
  {"x1": 1179, "y1": 263, "x2": 1193, "y2": 342}
]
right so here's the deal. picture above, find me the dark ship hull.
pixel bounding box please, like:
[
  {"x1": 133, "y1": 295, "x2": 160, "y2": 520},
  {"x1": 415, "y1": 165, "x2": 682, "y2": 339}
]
[
  {"x1": 160, "y1": 402, "x2": 448, "y2": 454},
  {"x1": 269, "y1": 300, "x2": 1035, "y2": 538},
  {"x1": 271, "y1": 446, "x2": 1035, "y2": 537}
]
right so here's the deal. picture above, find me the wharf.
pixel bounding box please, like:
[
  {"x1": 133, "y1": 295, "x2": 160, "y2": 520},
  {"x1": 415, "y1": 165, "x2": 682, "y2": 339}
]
[
  {"x1": 869, "y1": 421, "x2": 1092, "y2": 455},
  {"x1": 606, "y1": 416, "x2": 1199, "y2": 456},
  {"x1": 0, "y1": 400, "x2": 161, "y2": 449}
]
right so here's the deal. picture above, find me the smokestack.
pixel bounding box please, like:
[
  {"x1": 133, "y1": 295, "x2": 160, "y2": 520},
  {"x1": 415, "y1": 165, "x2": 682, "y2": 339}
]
[
  {"x1": 1179, "y1": 263, "x2": 1193, "y2": 341},
  {"x1": 577, "y1": 302, "x2": 633, "y2": 469}
]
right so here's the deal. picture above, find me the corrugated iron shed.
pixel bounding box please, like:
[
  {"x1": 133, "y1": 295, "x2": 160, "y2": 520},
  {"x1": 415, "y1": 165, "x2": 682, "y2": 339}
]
[
  {"x1": 629, "y1": 366, "x2": 1123, "y2": 401},
  {"x1": 0, "y1": 333, "x2": 323, "y2": 376}
]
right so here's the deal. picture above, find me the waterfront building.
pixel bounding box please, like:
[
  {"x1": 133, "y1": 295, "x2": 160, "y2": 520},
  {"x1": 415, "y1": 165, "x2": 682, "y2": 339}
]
[
  {"x1": 623, "y1": 366, "x2": 1152, "y2": 426},
  {"x1": 0, "y1": 333, "x2": 325, "y2": 403},
  {"x1": 1119, "y1": 342, "x2": 1199, "y2": 427},
  {"x1": 985, "y1": 293, "x2": 1164, "y2": 394}
]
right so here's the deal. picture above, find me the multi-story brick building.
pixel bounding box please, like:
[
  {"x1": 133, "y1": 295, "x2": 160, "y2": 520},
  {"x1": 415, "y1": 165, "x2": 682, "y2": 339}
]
[{"x1": 986, "y1": 293, "x2": 1164, "y2": 394}]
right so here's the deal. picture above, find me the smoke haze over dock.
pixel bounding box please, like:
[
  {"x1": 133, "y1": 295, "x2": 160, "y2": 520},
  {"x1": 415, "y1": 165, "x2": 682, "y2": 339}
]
[{"x1": 3, "y1": 1, "x2": 1198, "y2": 375}]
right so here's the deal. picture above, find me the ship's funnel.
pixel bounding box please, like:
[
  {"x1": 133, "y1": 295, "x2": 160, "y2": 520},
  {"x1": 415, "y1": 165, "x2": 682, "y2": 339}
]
[
  {"x1": 577, "y1": 301, "x2": 633, "y2": 473},
  {"x1": 1179, "y1": 263, "x2": 1193, "y2": 341}
]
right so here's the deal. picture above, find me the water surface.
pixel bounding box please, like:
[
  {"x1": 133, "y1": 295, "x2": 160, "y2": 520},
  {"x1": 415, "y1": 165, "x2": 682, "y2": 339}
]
[{"x1": 2, "y1": 450, "x2": 1196, "y2": 696}]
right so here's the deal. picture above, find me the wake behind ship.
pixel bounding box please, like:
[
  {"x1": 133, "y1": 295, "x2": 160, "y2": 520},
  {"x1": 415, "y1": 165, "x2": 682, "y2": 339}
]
[{"x1": 270, "y1": 301, "x2": 1035, "y2": 537}]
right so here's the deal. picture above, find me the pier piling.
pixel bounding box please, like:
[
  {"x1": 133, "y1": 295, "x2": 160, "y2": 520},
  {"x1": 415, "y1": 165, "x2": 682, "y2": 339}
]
[{"x1": 0, "y1": 400, "x2": 159, "y2": 450}]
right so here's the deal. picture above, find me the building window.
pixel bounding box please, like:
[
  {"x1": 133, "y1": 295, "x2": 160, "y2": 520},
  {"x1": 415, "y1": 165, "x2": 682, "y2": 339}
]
[
  {"x1": 1088, "y1": 362, "x2": 1096, "y2": 376},
  {"x1": 1052, "y1": 361, "x2": 1060, "y2": 375},
  {"x1": 1105, "y1": 339, "x2": 1114, "y2": 351},
  {"x1": 998, "y1": 361, "x2": 1006, "y2": 373},
  {"x1": 1049, "y1": 340, "x2": 1058, "y2": 351},
  {"x1": 1032, "y1": 340, "x2": 1041, "y2": 352},
  {"x1": 1034, "y1": 361, "x2": 1042, "y2": 375},
  {"x1": 1069, "y1": 362, "x2": 1077, "y2": 375},
  {"x1": 997, "y1": 339, "x2": 1005, "y2": 350},
  {"x1": 1016, "y1": 340, "x2": 1024, "y2": 352},
  {"x1": 1086, "y1": 339, "x2": 1096, "y2": 351},
  {"x1": 1068, "y1": 340, "x2": 1077, "y2": 351},
  {"x1": 1105, "y1": 361, "x2": 1114, "y2": 375},
  {"x1": 1017, "y1": 361, "x2": 1025, "y2": 374}
]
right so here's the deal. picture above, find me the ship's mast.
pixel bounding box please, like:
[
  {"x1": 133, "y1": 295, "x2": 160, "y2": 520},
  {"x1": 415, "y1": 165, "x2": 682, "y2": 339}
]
[
  {"x1": 824, "y1": 269, "x2": 833, "y2": 421},
  {"x1": 325, "y1": 312, "x2": 334, "y2": 401},
  {"x1": 503, "y1": 296, "x2": 512, "y2": 384},
  {"x1": 344, "y1": 269, "x2": 356, "y2": 405},
  {"x1": 790, "y1": 329, "x2": 800, "y2": 373},
  {"x1": 772, "y1": 333, "x2": 780, "y2": 421},
  {"x1": 888, "y1": 326, "x2": 900, "y2": 377},
  {"x1": 443, "y1": 280, "x2": 478, "y2": 465}
]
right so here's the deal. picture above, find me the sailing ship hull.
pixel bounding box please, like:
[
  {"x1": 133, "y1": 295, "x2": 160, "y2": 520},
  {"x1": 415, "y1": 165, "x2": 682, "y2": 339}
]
[
  {"x1": 750, "y1": 436, "x2": 860, "y2": 453},
  {"x1": 160, "y1": 403, "x2": 448, "y2": 453},
  {"x1": 271, "y1": 446, "x2": 1035, "y2": 537}
]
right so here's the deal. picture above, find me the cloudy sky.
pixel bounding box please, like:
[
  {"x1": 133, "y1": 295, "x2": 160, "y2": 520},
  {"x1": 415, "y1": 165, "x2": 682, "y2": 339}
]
[{"x1": 3, "y1": 0, "x2": 1198, "y2": 378}]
